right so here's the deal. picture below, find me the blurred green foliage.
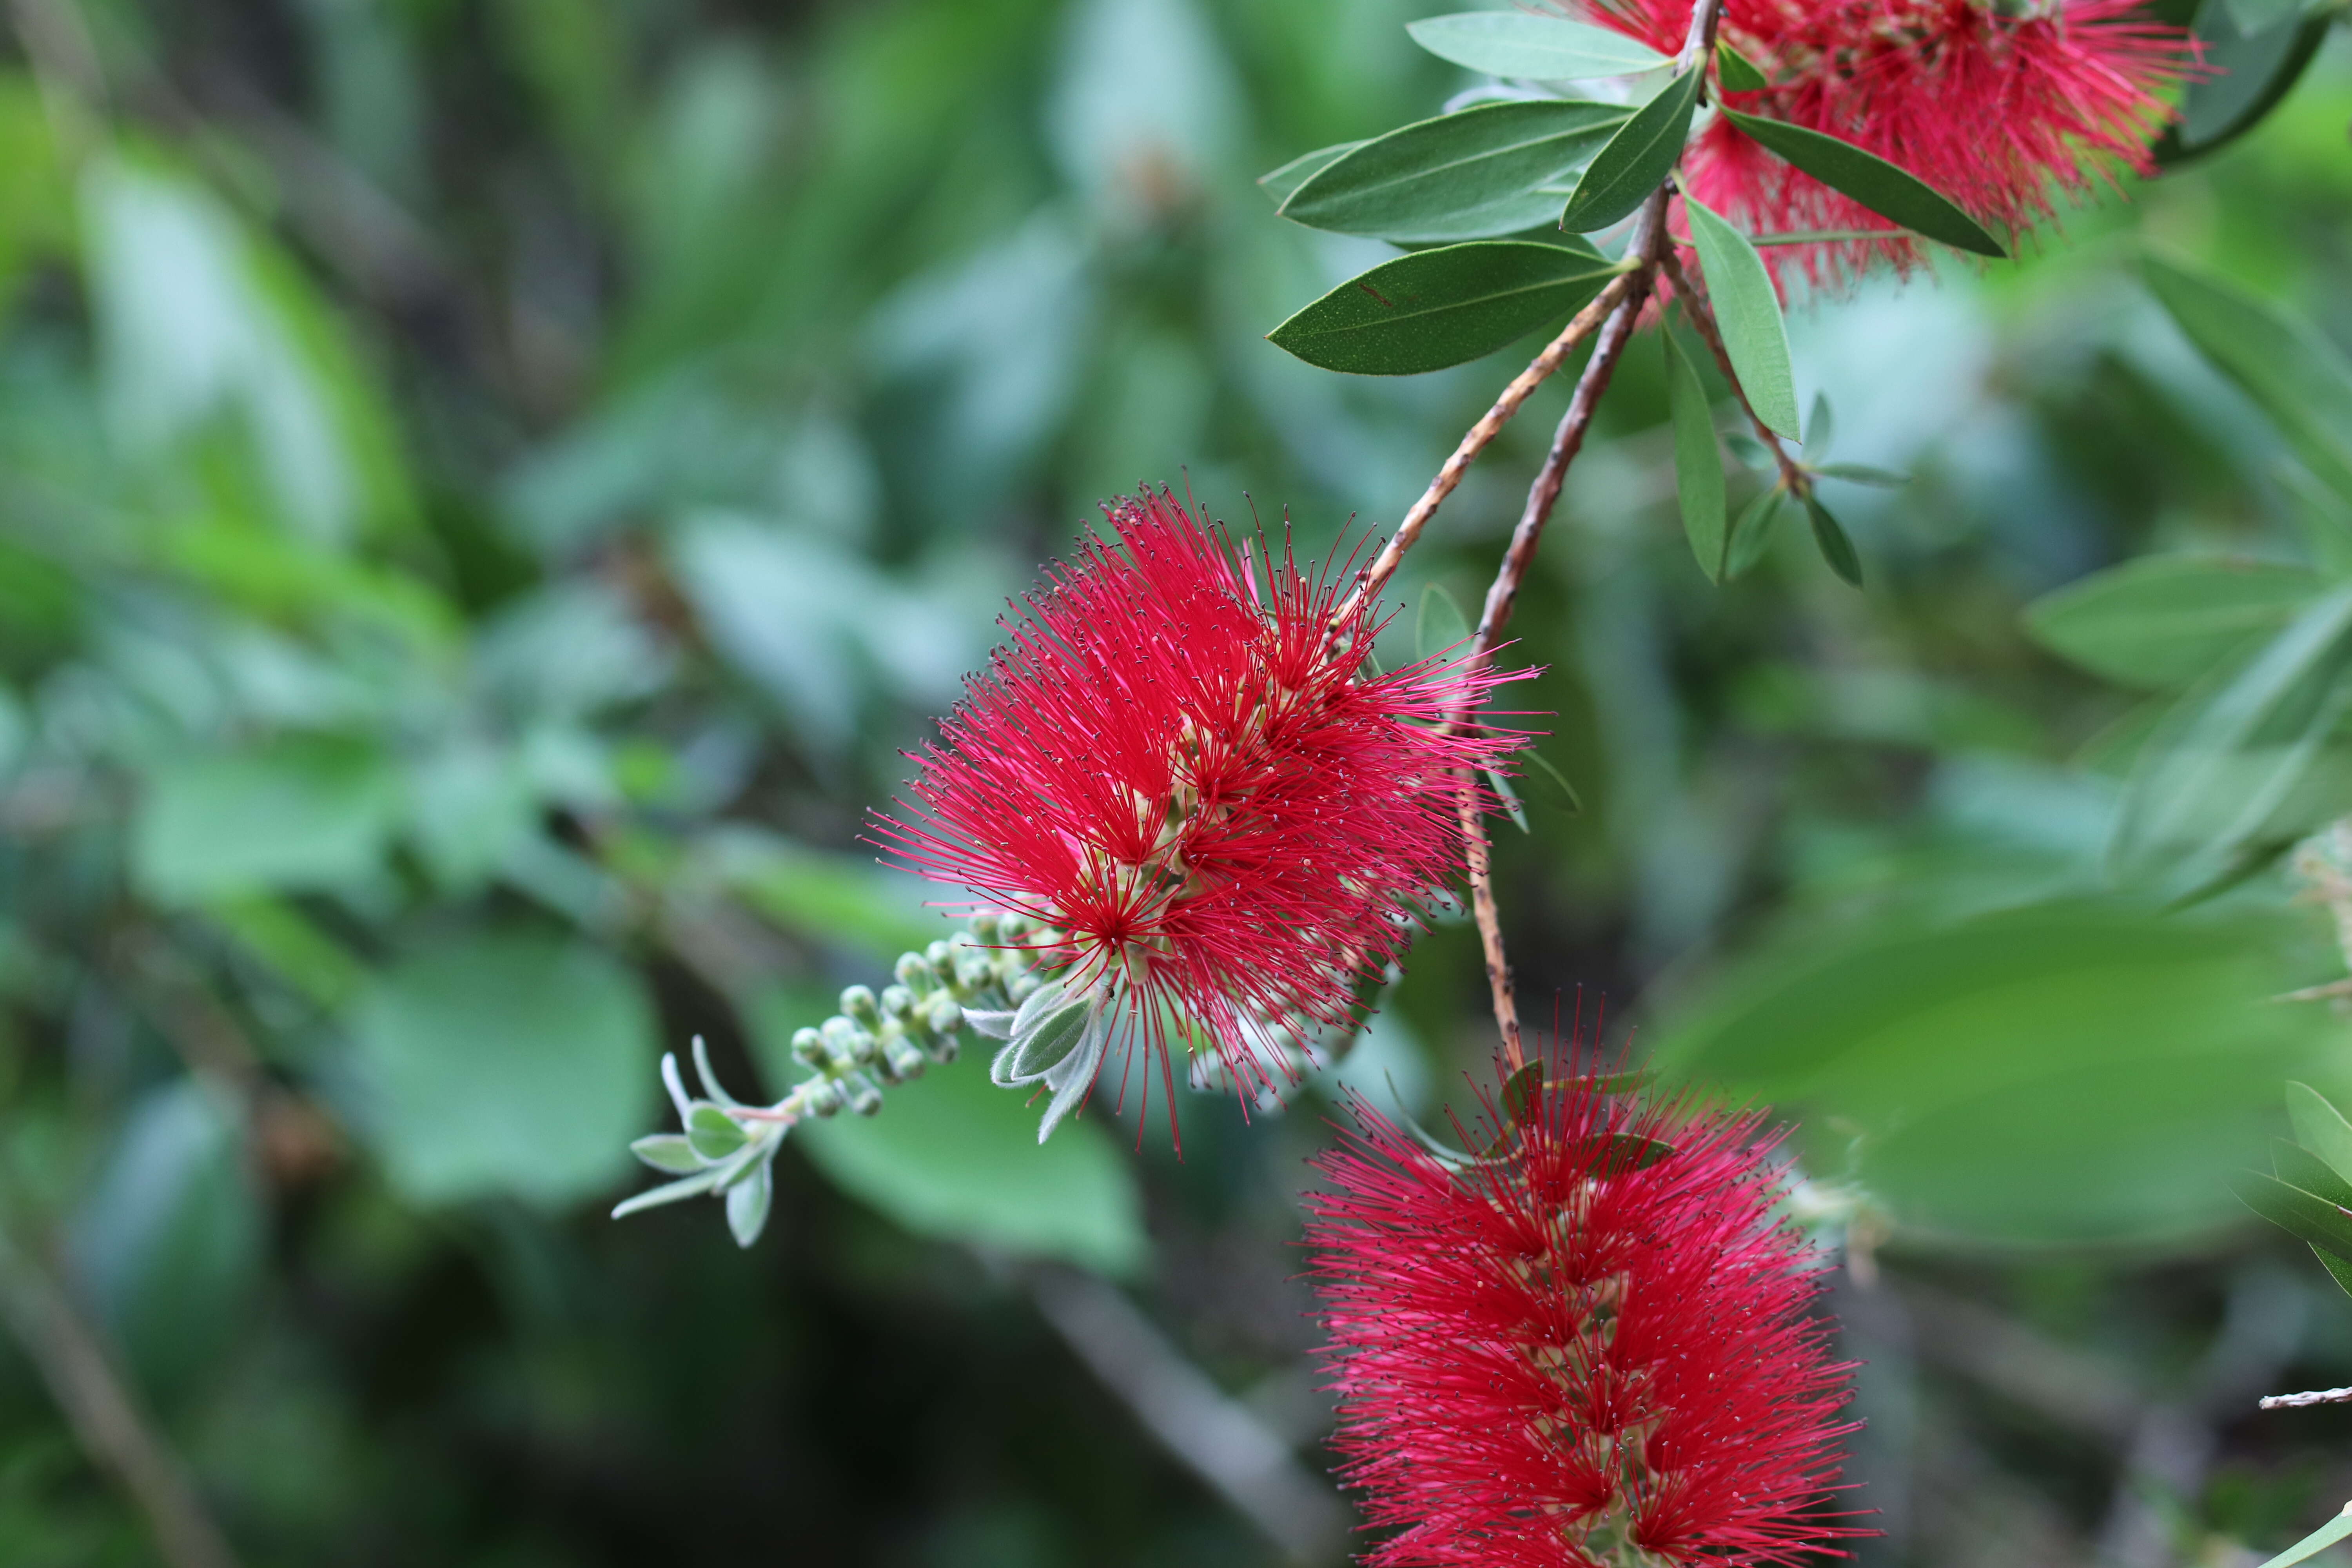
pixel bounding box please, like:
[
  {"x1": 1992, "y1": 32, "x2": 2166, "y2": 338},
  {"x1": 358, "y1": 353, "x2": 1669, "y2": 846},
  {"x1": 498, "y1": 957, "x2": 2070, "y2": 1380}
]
[{"x1": 4, "y1": 0, "x2": 2352, "y2": 1564}]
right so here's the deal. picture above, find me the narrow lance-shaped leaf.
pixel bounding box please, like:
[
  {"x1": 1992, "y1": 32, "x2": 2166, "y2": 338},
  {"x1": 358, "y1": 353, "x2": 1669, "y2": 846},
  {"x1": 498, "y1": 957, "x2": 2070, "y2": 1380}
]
[
  {"x1": 2289, "y1": 1081, "x2": 2352, "y2": 1189},
  {"x1": 2230, "y1": 1168, "x2": 2352, "y2": 1261},
  {"x1": 1682, "y1": 194, "x2": 1802, "y2": 439},
  {"x1": 1417, "y1": 582, "x2": 1473, "y2": 660},
  {"x1": 2252, "y1": 1505, "x2": 2352, "y2": 1568},
  {"x1": 1407, "y1": 11, "x2": 1669, "y2": 79},
  {"x1": 1267, "y1": 240, "x2": 1621, "y2": 376},
  {"x1": 1560, "y1": 66, "x2": 1701, "y2": 233},
  {"x1": 1720, "y1": 107, "x2": 2007, "y2": 258},
  {"x1": 1803, "y1": 494, "x2": 1864, "y2": 587},
  {"x1": 1715, "y1": 40, "x2": 1768, "y2": 91},
  {"x1": 1257, "y1": 142, "x2": 1363, "y2": 206},
  {"x1": 1282, "y1": 101, "x2": 1631, "y2": 242},
  {"x1": 1725, "y1": 486, "x2": 1786, "y2": 579},
  {"x1": 1663, "y1": 324, "x2": 1727, "y2": 582}
]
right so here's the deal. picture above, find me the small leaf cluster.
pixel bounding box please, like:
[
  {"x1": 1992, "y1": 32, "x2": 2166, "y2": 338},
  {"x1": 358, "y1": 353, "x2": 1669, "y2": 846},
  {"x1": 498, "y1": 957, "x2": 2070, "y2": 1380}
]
[
  {"x1": 2236, "y1": 1083, "x2": 2352, "y2": 1302},
  {"x1": 617, "y1": 913, "x2": 1053, "y2": 1245}
]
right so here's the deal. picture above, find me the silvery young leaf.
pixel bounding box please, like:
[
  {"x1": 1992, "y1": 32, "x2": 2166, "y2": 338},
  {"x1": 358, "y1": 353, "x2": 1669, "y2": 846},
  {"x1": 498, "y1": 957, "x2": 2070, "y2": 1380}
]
[
  {"x1": 1405, "y1": 11, "x2": 1668, "y2": 80},
  {"x1": 1009, "y1": 978, "x2": 1069, "y2": 1038},
  {"x1": 1663, "y1": 324, "x2": 1727, "y2": 582},
  {"x1": 630, "y1": 1134, "x2": 704, "y2": 1175},
  {"x1": 2143, "y1": 254, "x2": 2352, "y2": 506},
  {"x1": 1035, "y1": 1014, "x2": 1111, "y2": 1143},
  {"x1": 1719, "y1": 108, "x2": 2006, "y2": 257},
  {"x1": 692, "y1": 1034, "x2": 742, "y2": 1107},
  {"x1": 2251, "y1": 1506, "x2": 2352, "y2": 1568},
  {"x1": 2289, "y1": 1081, "x2": 2352, "y2": 1189},
  {"x1": 726, "y1": 1159, "x2": 773, "y2": 1248},
  {"x1": 611, "y1": 1167, "x2": 724, "y2": 1219},
  {"x1": 1560, "y1": 66, "x2": 1700, "y2": 232},
  {"x1": 1682, "y1": 194, "x2": 1801, "y2": 439},
  {"x1": 1011, "y1": 993, "x2": 1098, "y2": 1079},
  {"x1": 1815, "y1": 462, "x2": 1907, "y2": 488},
  {"x1": 1417, "y1": 581, "x2": 1473, "y2": 661},
  {"x1": 1282, "y1": 100, "x2": 1631, "y2": 242},
  {"x1": 1725, "y1": 486, "x2": 1786, "y2": 579},
  {"x1": 2231, "y1": 1169, "x2": 2352, "y2": 1261},
  {"x1": 1257, "y1": 141, "x2": 1364, "y2": 206},
  {"x1": 1803, "y1": 494, "x2": 1864, "y2": 587},
  {"x1": 2159, "y1": 0, "x2": 2327, "y2": 162},
  {"x1": 962, "y1": 1007, "x2": 1017, "y2": 1040},
  {"x1": 2275, "y1": 1138, "x2": 2352, "y2": 1210},
  {"x1": 1267, "y1": 240, "x2": 1621, "y2": 376},
  {"x1": 1715, "y1": 39, "x2": 1767, "y2": 91},
  {"x1": 687, "y1": 1102, "x2": 749, "y2": 1160}
]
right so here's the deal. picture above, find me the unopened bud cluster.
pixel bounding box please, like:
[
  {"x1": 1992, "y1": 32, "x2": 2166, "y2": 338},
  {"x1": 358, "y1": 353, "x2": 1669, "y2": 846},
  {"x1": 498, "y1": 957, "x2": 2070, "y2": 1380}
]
[{"x1": 613, "y1": 911, "x2": 1058, "y2": 1247}]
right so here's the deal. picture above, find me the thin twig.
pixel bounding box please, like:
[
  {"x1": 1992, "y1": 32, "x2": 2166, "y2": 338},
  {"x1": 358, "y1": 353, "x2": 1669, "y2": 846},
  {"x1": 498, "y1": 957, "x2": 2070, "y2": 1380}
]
[
  {"x1": 1458, "y1": 786, "x2": 1524, "y2": 1070},
  {"x1": 1658, "y1": 248, "x2": 1810, "y2": 501},
  {"x1": 1332, "y1": 273, "x2": 1635, "y2": 630},
  {"x1": 0, "y1": 1224, "x2": 243, "y2": 1568},
  {"x1": 1029, "y1": 1266, "x2": 1352, "y2": 1564},
  {"x1": 2261, "y1": 1385, "x2": 2352, "y2": 1410}
]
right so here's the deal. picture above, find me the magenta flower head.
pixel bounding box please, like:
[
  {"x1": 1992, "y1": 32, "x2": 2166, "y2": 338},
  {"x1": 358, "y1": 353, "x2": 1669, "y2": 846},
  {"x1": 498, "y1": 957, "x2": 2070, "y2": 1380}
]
[
  {"x1": 870, "y1": 486, "x2": 1525, "y2": 1136},
  {"x1": 1305, "y1": 1063, "x2": 1862, "y2": 1566}
]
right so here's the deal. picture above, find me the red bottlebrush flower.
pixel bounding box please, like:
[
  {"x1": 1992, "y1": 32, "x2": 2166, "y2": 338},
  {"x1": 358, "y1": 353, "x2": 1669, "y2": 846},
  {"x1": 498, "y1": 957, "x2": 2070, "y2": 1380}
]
[
  {"x1": 1583, "y1": 0, "x2": 2190, "y2": 285},
  {"x1": 871, "y1": 486, "x2": 1526, "y2": 1128},
  {"x1": 1305, "y1": 1065, "x2": 1861, "y2": 1567}
]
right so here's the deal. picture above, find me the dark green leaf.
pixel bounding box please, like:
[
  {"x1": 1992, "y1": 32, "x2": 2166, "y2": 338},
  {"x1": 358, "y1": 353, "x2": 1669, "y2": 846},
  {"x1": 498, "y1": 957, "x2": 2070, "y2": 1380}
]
[
  {"x1": 2288, "y1": 1081, "x2": 2352, "y2": 1187},
  {"x1": 1720, "y1": 107, "x2": 2007, "y2": 258},
  {"x1": 1501, "y1": 1060, "x2": 1544, "y2": 1124},
  {"x1": 1418, "y1": 581, "x2": 1473, "y2": 660},
  {"x1": 1725, "y1": 486, "x2": 1786, "y2": 579},
  {"x1": 2276, "y1": 1138, "x2": 2352, "y2": 1209},
  {"x1": 1282, "y1": 101, "x2": 1630, "y2": 242},
  {"x1": 2023, "y1": 555, "x2": 2327, "y2": 692},
  {"x1": 1803, "y1": 494, "x2": 1863, "y2": 586},
  {"x1": 2158, "y1": 0, "x2": 2330, "y2": 163},
  {"x1": 1683, "y1": 195, "x2": 1800, "y2": 439},
  {"x1": 1267, "y1": 239, "x2": 1621, "y2": 375},
  {"x1": 1715, "y1": 39, "x2": 1768, "y2": 91},
  {"x1": 1257, "y1": 141, "x2": 1364, "y2": 205},
  {"x1": 1526, "y1": 750, "x2": 1583, "y2": 813},
  {"x1": 1559, "y1": 66, "x2": 1700, "y2": 233},
  {"x1": 1406, "y1": 11, "x2": 1668, "y2": 79},
  {"x1": 2143, "y1": 254, "x2": 2352, "y2": 506},
  {"x1": 1663, "y1": 325, "x2": 1727, "y2": 582},
  {"x1": 2232, "y1": 1170, "x2": 2352, "y2": 1261},
  {"x1": 2315, "y1": 1246, "x2": 2352, "y2": 1302}
]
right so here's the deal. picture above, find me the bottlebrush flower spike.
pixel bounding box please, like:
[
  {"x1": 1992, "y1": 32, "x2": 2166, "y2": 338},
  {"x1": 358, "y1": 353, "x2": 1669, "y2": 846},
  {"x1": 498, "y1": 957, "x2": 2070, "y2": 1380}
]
[
  {"x1": 871, "y1": 486, "x2": 1526, "y2": 1134},
  {"x1": 1584, "y1": 0, "x2": 2190, "y2": 285},
  {"x1": 1305, "y1": 1064, "x2": 1861, "y2": 1566}
]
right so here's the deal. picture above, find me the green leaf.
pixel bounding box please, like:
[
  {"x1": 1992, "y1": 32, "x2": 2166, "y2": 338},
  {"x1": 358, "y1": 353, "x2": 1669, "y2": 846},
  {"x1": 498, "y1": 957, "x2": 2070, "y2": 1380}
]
[
  {"x1": 2288, "y1": 1082, "x2": 2352, "y2": 1187},
  {"x1": 2111, "y1": 584, "x2": 2352, "y2": 891},
  {"x1": 1725, "y1": 486, "x2": 1786, "y2": 579},
  {"x1": 2276, "y1": 1139, "x2": 2352, "y2": 1209},
  {"x1": 2234, "y1": 1170, "x2": 2352, "y2": 1261},
  {"x1": 2159, "y1": 0, "x2": 2330, "y2": 163},
  {"x1": 1559, "y1": 65, "x2": 1700, "y2": 233},
  {"x1": 1714, "y1": 39, "x2": 1768, "y2": 91},
  {"x1": 1815, "y1": 462, "x2": 1907, "y2": 488},
  {"x1": 686, "y1": 1103, "x2": 750, "y2": 1161},
  {"x1": 349, "y1": 929, "x2": 658, "y2": 1207},
  {"x1": 1011, "y1": 993, "x2": 1097, "y2": 1078},
  {"x1": 1501, "y1": 1060, "x2": 1544, "y2": 1124},
  {"x1": 1663, "y1": 325, "x2": 1727, "y2": 582},
  {"x1": 1653, "y1": 899, "x2": 2337, "y2": 1246},
  {"x1": 2316, "y1": 1248, "x2": 2352, "y2": 1302},
  {"x1": 1418, "y1": 581, "x2": 1473, "y2": 659},
  {"x1": 1406, "y1": 11, "x2": 1669, "y2": 79},
  {"x1": 1526, "y1": 750, "x2": 1583, "y2": 813},
  {"x1": 1802, "y1": 494, "x2": 1864, "y2": 587},
  {"x1": 1266, "y1": 239, "x2": 1621, "y2": 376},
  {"x1": 630, "y1": 1134, "x2": 704, "y2": 1174},
  {"x1": 1281, "y1": 101, "x2": 1630, "y2": 242},
  {"x1": 1489, "y1": 765, "x2": 1530, "y2": 832},
  {"x1": 787, "y1": 1029, "x2": 1146, "y2": 1277},
  {"x1": 610, "y1": 1169, "x2": 724, "y2": 1219},
  {"x1": 725, "y1": 1160, "x2": 773, "y2": 1248},
  {"x1": 2023, "y1": 555, "x2": 2328, "y2": 692},
  {"x1": 1682, "y1": 194, "x2": 1801, "y2": 439},
  {"x1": 134, "y1": 735, "x2": 402, "y2": 903},
  {"x1": 1804, "y1": 391, "x2": 1834, "y2": 456},
  {"x1": 1719, "y1": 108, "x2": 2007, "y2": 258},
  {"x1": 1256, "y1": 141, "x2": 1363, "y2": 205},
  {"x1": 2253, "y1": 1505, "x2": 2352, "y2": 1568},
  {"x1": 2143, "y1": 254, "x2": 2352, "y2": 506}
]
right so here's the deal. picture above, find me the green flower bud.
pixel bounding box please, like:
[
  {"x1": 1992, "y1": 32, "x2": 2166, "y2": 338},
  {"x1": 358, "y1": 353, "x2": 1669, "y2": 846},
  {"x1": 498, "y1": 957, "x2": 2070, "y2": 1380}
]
[
  {"x1": 791, "y1": 1027, "x2": 826, "y2": 1067},
  {"x1": 840, "y1": 984, "x2": 881, "y2": 1028},
  {"x1": 897, "y1": 952, "x2": 940, "y2": 996}
]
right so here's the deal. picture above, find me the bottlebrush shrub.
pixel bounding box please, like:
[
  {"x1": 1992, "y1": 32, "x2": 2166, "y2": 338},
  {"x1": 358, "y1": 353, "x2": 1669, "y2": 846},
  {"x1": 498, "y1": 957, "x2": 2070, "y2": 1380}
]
[
  {"x1": 1305, "y1": 1066, "x2": 1860, "y2": 1566},
  {"x1": 1597, "y1": 0, "x2": 2191, "y2": 284},
  {"x1": 870, "y1": 486, "x2": 1526, "y2": 1134}
]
